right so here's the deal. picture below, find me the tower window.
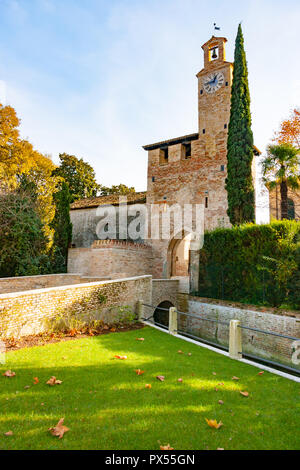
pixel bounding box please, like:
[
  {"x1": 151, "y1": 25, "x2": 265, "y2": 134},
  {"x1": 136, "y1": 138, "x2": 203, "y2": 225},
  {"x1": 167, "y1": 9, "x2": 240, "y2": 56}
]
[
  {"x1": 159, "y1": 147, "x2": 169, "y2": 165},
  {"x1": 182, "y1": 143, "x2": 191, "y2": 159},
  {"x1": 202, "y1": 129, "x2": 206, "y2": 134},
  {"x1": 224, "y1": 124, "x2": 227, "y2": 129},
  {"x1": 152, "y1": 176, "x2": 155, "y2": 182},
  {"x1": 205, "y1": 197, "x2": 208, "y2": 208},
  {"x1": 209, "y1": 46, "x2": 219, "y2": 61},
  {"x1": 200, "y1": 90, "x2": 203, "y2": 95},
  {"x1": 220, "y1": 165, "x2": 225, "y2": 171},
  {"x1": 225, "y1": 81, "x2": 229, "y2": 86}
]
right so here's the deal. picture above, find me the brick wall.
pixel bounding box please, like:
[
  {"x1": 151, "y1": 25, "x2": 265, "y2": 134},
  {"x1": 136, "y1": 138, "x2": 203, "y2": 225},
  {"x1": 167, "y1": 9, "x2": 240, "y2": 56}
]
[
  {"x1": 0, "y1": 273, "x2": 106, "y2": 295},
  {"x1": 178, "y1": 296, "x2": 300, "y2": 368},
  {"x1": 0, "y1": 275, "x2": 152, "y2": 338},
  {"x1": 269, "y1": 187, "x2": 300, "y2": 221},
  {"x1": 68, "y1": 240, "x2": 154, "y2": 279}
]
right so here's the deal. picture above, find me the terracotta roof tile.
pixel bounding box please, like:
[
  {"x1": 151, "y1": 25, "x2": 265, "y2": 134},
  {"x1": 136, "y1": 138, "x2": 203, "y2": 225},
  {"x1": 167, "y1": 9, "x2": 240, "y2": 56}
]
[{"x1": 70, "y1": 191, "x2": 147, "y2": 210}]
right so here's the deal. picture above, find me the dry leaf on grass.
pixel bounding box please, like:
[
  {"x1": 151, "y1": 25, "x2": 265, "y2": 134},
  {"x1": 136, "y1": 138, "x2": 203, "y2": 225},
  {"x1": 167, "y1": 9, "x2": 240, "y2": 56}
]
[
  {"x1": 33, "y1": 377, "x2": 39, "y2": 384},
  {"x1": 135, "y1": 369, "x2": 145, "y2": 375},
  {"x1": 232, "y1": 376, "x2": 240, "y2": 381},
  {"x1": 160, "y1": 444, "x2": 174, "y2": 450},
  {"x1": 114, "y1": 355, "x2": 127, "y2": 360},
  {"x1": 3, "y1": 370, "x2": 16, "y2": 377},
  {"x1": 4, "y1": 431, "x2": 13, "y2": 436},
  {"x1": 136, "y1": 338, "x2": 144, "y2": 341},
  {"x1": 156, "y1": 375, "x2": 165, "y2": 382},
  {"x1": 240, "y1": 391, "x2": 249, "y2": 397},
  {"x1": 178, "y1": 378, "x2": 183, "y2": 383},
  {"x1": 110, "y1": 327, "x2": 116, "y2": 332},
  {"x1": 178, "y1": 350, "x2": 184, "y2": 354},
  {"x1": 46, "y1": 376, "x2": 62, "y2": 386},
  {"x1": 48, "y1": 418, "x2": 69, "y2": 439},
  {"x1": 205, "y1": 418, "x2": 223, "y2": 429},
  {"x1": 145, "y1": 384, "x2": 152, "y2": 389},
  {"x1": 218, "y1": 400, "x2": 224, "y2": 405},
  {"x1": 258, "y1": 371, "x2": 264, "y2": 376}
]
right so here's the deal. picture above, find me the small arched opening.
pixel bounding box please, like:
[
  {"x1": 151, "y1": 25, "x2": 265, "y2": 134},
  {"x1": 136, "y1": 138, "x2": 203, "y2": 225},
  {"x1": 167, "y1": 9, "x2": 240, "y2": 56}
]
[{"x1": 153, "y1": 301, "x2": 174, "y2": 329}]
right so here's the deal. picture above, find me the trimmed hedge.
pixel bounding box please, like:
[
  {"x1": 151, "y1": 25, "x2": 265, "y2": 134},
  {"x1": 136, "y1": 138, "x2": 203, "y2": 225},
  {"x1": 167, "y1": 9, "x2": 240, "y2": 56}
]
[{"x1": 197, "y1": 221, "x2": 300, "y2": 308}]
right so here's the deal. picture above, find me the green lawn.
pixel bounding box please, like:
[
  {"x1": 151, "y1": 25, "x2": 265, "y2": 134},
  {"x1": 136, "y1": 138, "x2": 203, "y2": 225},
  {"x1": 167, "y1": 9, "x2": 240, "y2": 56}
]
[{"x1": 0, "y1": 327, "x2": 299, "y2": 450}]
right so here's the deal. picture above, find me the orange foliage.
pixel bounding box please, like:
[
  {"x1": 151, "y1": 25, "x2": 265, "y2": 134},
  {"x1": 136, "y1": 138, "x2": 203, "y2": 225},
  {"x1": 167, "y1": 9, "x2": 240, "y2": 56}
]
[{"x1": 274, "y1": 108, "x2": 300, "y2": 147}]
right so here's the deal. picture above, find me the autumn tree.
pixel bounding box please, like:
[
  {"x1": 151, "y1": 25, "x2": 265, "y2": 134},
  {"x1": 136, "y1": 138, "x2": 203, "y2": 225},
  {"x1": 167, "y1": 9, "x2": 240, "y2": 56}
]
[
  {"x1": 225, "y1": 24, "x2": 255, "y2": 225},
  {"x1": 100, "y1": 184, "x2": 136, "y2": 196},
  {"x1": 274, "y1": 108, "x2": 300, "y2": 148},
  {"x1": 262, "y1": 143, "x2": 300, "y2": 219},
  {"x1": 53, "y1": 153, "x2": 100, "y2": 202}
]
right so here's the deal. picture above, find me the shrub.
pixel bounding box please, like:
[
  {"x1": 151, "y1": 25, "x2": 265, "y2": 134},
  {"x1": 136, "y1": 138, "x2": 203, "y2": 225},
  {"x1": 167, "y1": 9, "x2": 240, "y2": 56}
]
[{"x1": 197, "y1": 221, "x2": 300, "y2": 308}]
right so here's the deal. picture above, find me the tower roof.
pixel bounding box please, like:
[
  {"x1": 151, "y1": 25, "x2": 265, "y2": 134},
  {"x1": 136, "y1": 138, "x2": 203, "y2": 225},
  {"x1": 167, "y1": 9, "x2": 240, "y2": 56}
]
[{"x1": 201, "y1": 36, "x2": 227, "y2": 49}]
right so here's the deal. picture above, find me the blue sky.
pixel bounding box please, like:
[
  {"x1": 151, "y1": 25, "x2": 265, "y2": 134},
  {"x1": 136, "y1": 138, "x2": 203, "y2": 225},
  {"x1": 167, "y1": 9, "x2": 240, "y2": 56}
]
[{"x1": 0, "y1": 0, "x2": 299, "y2": 213}]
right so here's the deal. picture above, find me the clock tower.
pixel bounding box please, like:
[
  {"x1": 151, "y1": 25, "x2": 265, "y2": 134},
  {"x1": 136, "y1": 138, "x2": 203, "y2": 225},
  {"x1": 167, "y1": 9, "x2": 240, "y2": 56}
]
[{"x1": 197, "y1": 36, "x2": 233, "y2": 136}]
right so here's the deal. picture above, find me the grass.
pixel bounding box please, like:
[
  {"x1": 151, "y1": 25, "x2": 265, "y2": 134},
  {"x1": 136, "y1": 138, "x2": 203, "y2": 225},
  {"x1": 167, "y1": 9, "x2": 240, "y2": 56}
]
[{"x1": 0, "y1": 326, "x2": 299, "y2": 450}]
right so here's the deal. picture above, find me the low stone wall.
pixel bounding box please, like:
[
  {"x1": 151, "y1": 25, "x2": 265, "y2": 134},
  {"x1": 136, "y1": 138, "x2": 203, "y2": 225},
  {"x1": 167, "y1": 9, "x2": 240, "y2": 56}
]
[
  {"x1": 0, "y1": 273, "x2": 106, "y2": 295},
  {"x1": 0, "y1": 276, "x2": 152, "y2": 338},
  {"x1": 68, "y1": 241, "x2": 154, "y2": 279},
  {"x1": 179, "y1": 296, "x2": 300, "y2": 368}
]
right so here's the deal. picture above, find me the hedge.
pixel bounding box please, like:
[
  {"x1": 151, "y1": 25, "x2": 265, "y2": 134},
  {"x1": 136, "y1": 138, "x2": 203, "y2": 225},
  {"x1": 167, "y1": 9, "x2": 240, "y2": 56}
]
[{"x1": 197, "y1": 221, "x2": 300, "y2": 308}]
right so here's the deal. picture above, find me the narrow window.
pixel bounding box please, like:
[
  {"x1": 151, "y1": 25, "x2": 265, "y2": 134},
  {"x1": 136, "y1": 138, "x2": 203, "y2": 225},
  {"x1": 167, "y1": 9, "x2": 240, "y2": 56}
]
[
  {"x1": 224, "y1": 124, "x2": 227, "y2": 129},
  {"x1": 200, "y1": 89, "x2": 203, "y2": 95},
  {"x1": 159, "y1": 147, "x2": 169, "y2": 165},
  {"x1": 152, "y1": 176, "x2": 155, "y2": 182},
  {"x1": 205, "y1": 197, "x2": 208, "y2": 208},
  {"x1": 220, "y1": 165, "x2": 225, "y2": 171},
  {"x1": 202, "y1": 129, "x2": 206, "y2": 134},
  {"x1": 183, "y1": 143, "x2": 191, "y2": 159},
  {"x1": 225, "y1": 81, "x2": 229, "y2": 86}
]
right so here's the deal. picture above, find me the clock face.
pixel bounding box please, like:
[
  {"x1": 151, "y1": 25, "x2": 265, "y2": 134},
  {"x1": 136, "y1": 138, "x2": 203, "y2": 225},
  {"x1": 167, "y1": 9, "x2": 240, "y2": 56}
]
[{"x1": 203, "y1": 72, "x2": 225, "y2": 94}]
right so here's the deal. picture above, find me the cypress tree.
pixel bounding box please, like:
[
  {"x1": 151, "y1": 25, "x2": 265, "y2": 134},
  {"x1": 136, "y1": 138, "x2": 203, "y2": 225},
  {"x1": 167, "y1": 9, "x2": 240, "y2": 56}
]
[
  {"x1": 50, "y1": 182, "x2": 73, "y2": 272},
  {"x1": 225, "y1": 23, "x2": 255, "y2": 225}
]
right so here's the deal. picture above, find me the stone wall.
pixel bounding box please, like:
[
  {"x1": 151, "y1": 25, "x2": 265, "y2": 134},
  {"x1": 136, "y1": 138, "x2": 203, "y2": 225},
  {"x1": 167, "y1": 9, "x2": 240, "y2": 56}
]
[
  {"x1": 0, "y1": 276, "x2": 152, "y2": 338},
  {"x1": 0, "y1": 273, "x2": 106, "y2": 295},
  {"x1": 152, "y1": 279, "x2": 180, "y2": 308},
  {"x1": 178, "y1": 295, "x2": 300, "y2": 368},
  {"x1": 68, "y1": 240, "x2": 154, "y2": 279}
]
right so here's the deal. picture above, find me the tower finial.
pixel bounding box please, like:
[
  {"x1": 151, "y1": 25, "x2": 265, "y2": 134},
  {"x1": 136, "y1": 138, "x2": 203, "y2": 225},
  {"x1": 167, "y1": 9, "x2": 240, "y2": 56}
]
[{"x1": 213, "y1": 23, "x2": 221, "y2": 33}]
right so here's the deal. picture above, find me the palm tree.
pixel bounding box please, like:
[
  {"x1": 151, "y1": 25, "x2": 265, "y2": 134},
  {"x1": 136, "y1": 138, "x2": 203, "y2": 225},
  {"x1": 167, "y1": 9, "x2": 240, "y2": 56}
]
[{"x1": 262, "y1": 143, "x2": 299, "y2": 219}]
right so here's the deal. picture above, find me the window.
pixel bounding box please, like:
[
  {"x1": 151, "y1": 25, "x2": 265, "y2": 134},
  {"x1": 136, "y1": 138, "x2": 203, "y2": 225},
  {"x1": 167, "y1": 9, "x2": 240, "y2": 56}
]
[
  {"x1": 225, "y1": 81, "x2": 229, "y2": 86},
  {"x1": 152, "y1": 176, "x2": 155, "y2": 182},
  {"x1": 224, "y1": 124, "x2": 227, "y2": 129},
  {"x1": 200, "y1": 90, "x2": 203, "y2": 95},
  {"x1": 220, "y1": 165, "x2": 225, "y2": 171},
  {"x1": 202, "y1": 129, "x2": 206, "y2": 134},
  {"x1": 159, "y1": 147, "x2": 169, "y2": 165},
  {"x1": 205, "y1": 197, "x2": 208, "y2": 208},
  {"x1": 183, "y1": 143, "x2": 191, "y2": 159}
]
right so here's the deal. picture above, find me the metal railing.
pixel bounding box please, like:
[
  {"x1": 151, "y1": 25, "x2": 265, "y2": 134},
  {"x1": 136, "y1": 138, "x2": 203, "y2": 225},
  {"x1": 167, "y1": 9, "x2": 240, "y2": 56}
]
[{"x1": 139, "y1": 301, "x2": 300, "y2": 377}]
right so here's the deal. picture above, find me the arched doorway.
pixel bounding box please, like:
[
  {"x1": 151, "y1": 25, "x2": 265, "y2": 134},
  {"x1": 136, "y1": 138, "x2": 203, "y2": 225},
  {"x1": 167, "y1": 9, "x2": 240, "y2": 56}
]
[
  {"x1": 167, "y1": 233, "x2": 192, "y2": 292},
  {"x1": 153, "y1": 301, "x2": 174, "y2": 328}
]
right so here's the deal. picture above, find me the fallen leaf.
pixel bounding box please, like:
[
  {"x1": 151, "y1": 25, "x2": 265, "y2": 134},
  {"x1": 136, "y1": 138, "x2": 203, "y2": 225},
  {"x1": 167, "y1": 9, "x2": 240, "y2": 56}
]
[
  {"x1": 217, "y1": 448, "x2": 224, "y2": 450},
  {"x1": 178, "y1": 350, "x2": 184, "y2": 354},
  {"x1": 160, "y1": 444, "x2": 174, "y2": 450},
  {"x1": 178, "y1": 378, "x2": 183, "y2": 383},
  {"x1": 212, "y1": 372, "x2": 217, "y2": 375},
  {"x1": 3, "y1": 370, "x2": 16, "y2": 377},
  {"x1": 114, "y1": 355, "x2": 127, "y2": 360},
  {"x1": 218, "y1": 400, "x2": 224, "y2": 405},
  {"x1": 4, "y1": 431, "x2": 13, "y2": 436},
  {"x1": 110, "y1": 327, "x2": 116, "y2": 332},
  {"x1": 156, "y1": 375, "x2": 165, "y2": 382},
  {"x1": 205, "y1": 418, "x2": 223, "y2": 429},
  {"x1": 48, "y1": 418, "x2": 70, "y2": 439},
  {"x1": 103, "y1": 325, "x2": 109, "y2": 330},
  {"x1": 136, "y1": 338, "x2": 145, "y2": 341},
  {"x1": 240, "y1": 391, "x2": 249, "y2": 397},
  {"x1": 145, "y1": 384, "x2": 152, "y2": 389},
  {"x1": 232, "y1": 376, "x2": 240, "y2": 381},
  {"x1": 46, "y1": 376, "x2": 62, "y2": 386},
  {"x1": 188, "y1": 353, "x2": 192, "y2": 356},
  {"x1": 33, "y1": 377, "x2": 39, "y2": 384},
  {"x1": 135, "y1": 369, "x2": 145, "y2": 375},
  {"x1": 258, "y1": 371, "x2": 264, "y2": 376}
]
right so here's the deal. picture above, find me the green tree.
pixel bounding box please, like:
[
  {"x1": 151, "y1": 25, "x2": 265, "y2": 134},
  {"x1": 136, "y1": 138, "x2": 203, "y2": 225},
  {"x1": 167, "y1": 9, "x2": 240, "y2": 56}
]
[
  {"x1": 0, "y1": 189, "x2": 50, "y2": 277},
  {"x1": 50, "y1": 181, "x2": 73, "y2": 272},
  {"x1": 262, "y1": 143, "x2": 299, "y2": 219},
  {"x1": 225, "y1": 24, "x2": 255, "y2": 225},
  {"x1": 100, "y1": 184, "x2": 136, "y2": 196},
  {"x1": 53, "y1": 153, "x2": 100, "y2": 202}
]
